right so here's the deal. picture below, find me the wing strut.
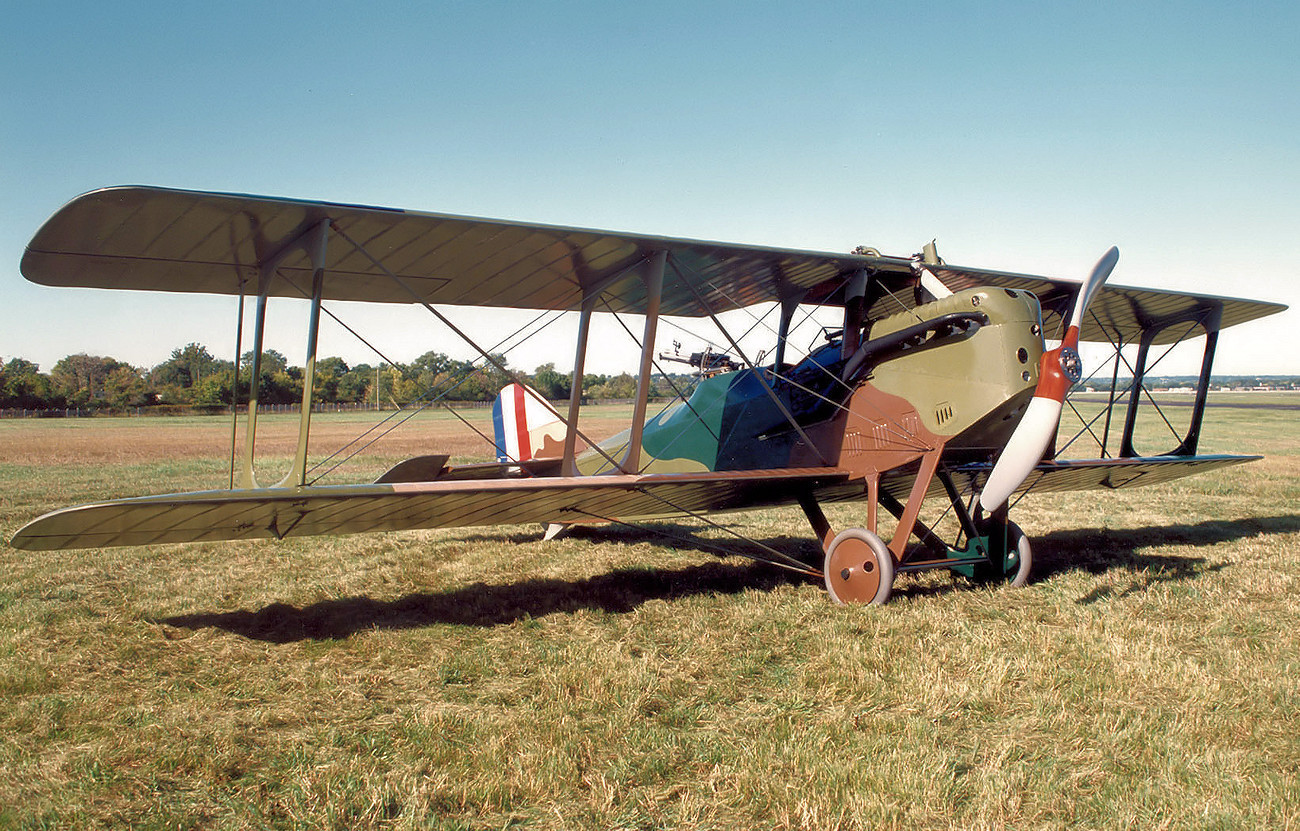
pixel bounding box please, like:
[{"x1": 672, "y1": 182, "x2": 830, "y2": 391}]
[
  {"x1": 622, "y1": 251, "x2": 667, "y2": 473},
  {"x1": 238, "y1": 218, "x2": 331, "y2": 489},
  {"x1": 562, "y1": 296, "x2": 596, "y2": 476},
  {"x1": 228, "y1": 274, "x2": 246, "y2": 489},
  {"x1": 562, "y1": 255, "x2": 670, "y2": 475},
  {"x1": 1119, "y1": 304, "x2": 1222, "y2": 457},
  {"x1": 291, "y1": 221, "x2": 330, "y2": 487},
  {"x1": 771, "y1": 290, "x2": 806, "y2": 370}
]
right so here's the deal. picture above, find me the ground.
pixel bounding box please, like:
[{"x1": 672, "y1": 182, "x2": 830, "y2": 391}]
[{"x1": 1, "y1": 398, "x2": 1297, "y2": 829}]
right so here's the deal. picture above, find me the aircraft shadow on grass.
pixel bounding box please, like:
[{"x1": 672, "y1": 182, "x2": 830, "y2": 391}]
[{"x1": 157, "y1": 514, "x2": 1300, "y2": 643}]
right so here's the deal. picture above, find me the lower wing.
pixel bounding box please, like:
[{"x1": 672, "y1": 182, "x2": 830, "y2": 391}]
[
  {"x1": 10, "y1": 468, "x2": 847, "y2": 551},
  {"x1": 940, "y1": 454, "x2": 1261, "y2": 500},
  {"x1": 10, "y1": 455, "x2": 1258, "y2": 552}
]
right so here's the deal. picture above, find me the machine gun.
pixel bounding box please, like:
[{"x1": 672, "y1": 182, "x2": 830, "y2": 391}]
[{"x1": 658, "y1": 342, "x2": 742, "y2": 375}]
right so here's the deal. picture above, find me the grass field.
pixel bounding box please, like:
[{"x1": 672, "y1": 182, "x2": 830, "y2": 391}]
[{"x1": 1, "y1": 398, "x2": 1298, "y2": 829}]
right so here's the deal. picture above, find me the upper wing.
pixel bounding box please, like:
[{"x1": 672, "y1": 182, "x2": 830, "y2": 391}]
[
  {"x1": 930, "y1": 264, "x2": 1286, "y2": 345},
  {"x1": 21, "y1": 186, "x2": 917, "y2": 317},
  {"x1": 9, "y1": 467, "x2": 848, "y2": 551},
  {"x1": 26, "y1": 185, "x2": 1284, "y2": 329}
]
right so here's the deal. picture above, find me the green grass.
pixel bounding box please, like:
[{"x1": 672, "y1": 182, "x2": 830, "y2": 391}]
[{"x1": 1, "y1": 407, "x2": 1298, "y2": 829}]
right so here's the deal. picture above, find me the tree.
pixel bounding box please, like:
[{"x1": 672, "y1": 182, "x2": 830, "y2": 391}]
[
  {"x1": 591, "y1": 372, "x2": 637, "y2": 400},
  {"x1": 103, "y1": 365, "x2": 151, "y2": 409},
  {"x1": 409, "y1": 351, "x2": 456, "y2": 377},
  {"x1": 150, "y1": 343, "x2": 232, "y2": 404},
  {"x1": 377, "y1": 366, "x2": 404, "y2": 407},
  {"x1": 230, "y1": 349, "x2": 299, "y2": 404},
  {"x1": 51, "y1": 354, "x2": 130, "y2": 407},
  {"x1": 241, "y1": 348, "x2": 288, "y2": 376},
  {"x1": 338, "y1": 364, "x2": 376, "y2": 405},
  {"x1": 480, "y1": 353, "x2": 512, "y2": 400},
  {"x1": 401, "y1": 352, "x2": 455, "y2": 403},
  {"x1": 1, "y1": 358, "x2": 60, "y2": 409},
  {"x1": 317, "y1": 356, "x2": 349, "y2": 377},
  {"x1": 154, "y1": 343, "x2": 225, "y2": 389},
  {"x1": 3, "y1": 357, "x2": 40, "y2": 377},
  {"x1": 531, "y1": 363, "x2": 570, "y2": 400},
  {"x1": 652, "y1": 373, "x2": 692, "y2": 399},
  {"x1": 191, "y1": 371, "x2": 232, "y2": 406},
  {"x1": 312, "y1": 356, "x2": 349, "y2": 403}
]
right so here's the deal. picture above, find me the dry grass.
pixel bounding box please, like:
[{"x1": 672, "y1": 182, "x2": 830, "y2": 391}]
[{"x1": 1, "y1": 398, "x2": 1298, "y2": 829}]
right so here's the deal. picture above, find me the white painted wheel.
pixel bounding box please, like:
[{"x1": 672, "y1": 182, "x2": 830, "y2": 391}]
[
  {"x1": 1003, "y1": 521, "x2": 1032, "y2": 588},
  {"x1": 971, "y1": 520, "x2": 1032, "y2": 587}
]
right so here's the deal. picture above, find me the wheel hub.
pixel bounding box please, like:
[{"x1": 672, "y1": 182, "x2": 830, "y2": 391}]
[{"x1": 826, "y1": 536, "x2": 884, "y2": 604}]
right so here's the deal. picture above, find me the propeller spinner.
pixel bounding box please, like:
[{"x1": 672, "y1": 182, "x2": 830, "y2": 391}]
[{"x1": 977, "y1": 247, "x2": 1120, "y2": 512}]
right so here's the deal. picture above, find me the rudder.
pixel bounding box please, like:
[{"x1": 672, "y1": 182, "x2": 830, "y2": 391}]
[{"x1": 492, "y1": 383, "x2": 573, "y2": 463}]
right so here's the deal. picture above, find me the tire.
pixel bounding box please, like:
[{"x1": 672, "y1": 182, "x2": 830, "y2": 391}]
[
  {"x1": 823, "y1": 528, "x2": 895, "y2": 605},
  {"x1": 971, "y1": 519, "x2": 1032, "y2": 587}
]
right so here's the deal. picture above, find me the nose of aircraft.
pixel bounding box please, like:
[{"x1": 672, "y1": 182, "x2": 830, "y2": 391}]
[{"x1": 976, "y1": 247, "x2": 1119, "y2": 512}]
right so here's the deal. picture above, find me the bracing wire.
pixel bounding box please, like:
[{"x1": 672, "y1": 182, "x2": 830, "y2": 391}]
[{"x1": 306, "y1": 306, "x2": 568, "y2": 482}]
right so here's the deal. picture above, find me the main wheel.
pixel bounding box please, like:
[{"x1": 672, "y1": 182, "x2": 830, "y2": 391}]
[
  {"x1": 823, "y1": 528, "x2": 895, "y2": 605},
  {"x1": 971, "y1": 519, "x2": 1032, "y2": 587},
  {"x1": 1002, "y1": 521, "x2": 1033, "y2": 588}
]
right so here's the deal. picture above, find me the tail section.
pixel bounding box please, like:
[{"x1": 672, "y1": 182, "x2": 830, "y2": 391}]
[{"x1": 491, "y1": 383, "x2": 580, "y2": 463}]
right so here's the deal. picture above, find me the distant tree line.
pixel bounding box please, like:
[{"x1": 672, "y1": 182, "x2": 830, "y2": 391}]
[
  {"x1": 1093, "y1": 375, "x2": 1300, "y2": 392},
  {"x1": 0, "y1": 343, "x2": 694, "y2": 412}
]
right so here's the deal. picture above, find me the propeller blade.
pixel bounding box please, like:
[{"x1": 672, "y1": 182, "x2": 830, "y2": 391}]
[
  {"x1": 1067, "y1": 246, "x2": 1119, "y2": 335},
  {"x1": 976, "y1": 247, "x2": 1119, "y2": 512},
  {"x1": 977, "y1": 396, "x2": 1063, "y2": 511}
]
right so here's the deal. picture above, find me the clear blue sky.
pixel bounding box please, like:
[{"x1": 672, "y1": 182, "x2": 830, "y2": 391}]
[{"x1": 2, "y1": 1, "x2": 1296, "y2": 377}]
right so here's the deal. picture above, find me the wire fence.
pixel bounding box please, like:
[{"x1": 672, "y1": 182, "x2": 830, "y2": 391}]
[{"x1": 0, "y1": 398, "x2": 649, "y2": 420}]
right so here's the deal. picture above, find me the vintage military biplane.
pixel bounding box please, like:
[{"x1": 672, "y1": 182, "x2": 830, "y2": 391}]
[{"x1": 10, "y1": 187, "x2": 1287, "y2": 604}]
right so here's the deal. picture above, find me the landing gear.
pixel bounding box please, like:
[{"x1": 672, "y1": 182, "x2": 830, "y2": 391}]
[
  {"x1": 801, "y1": 465, "x2": 1035, "y2": 606},
  {"x1": 823, "y1": 528, "x2": 895, "y2": 606},
  {"x1": 970, "y1": 519, "x2": 1032, "y2": 587},
  {"x1": 795, "y1": 400, "x2": 1036, "y2": 604}
]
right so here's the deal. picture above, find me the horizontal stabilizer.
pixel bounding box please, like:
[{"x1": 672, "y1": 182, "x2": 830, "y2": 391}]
[{"x1": 373, "y1": 455, "x2": 449, "y2": 484}]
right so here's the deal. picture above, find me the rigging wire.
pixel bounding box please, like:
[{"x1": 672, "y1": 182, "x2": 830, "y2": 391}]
[
  {"x1": 568, "y1": 502, "x2": 819, "y2": 577},
  {"x1": 1056, "y1": 315, "x2": 1209, "y2": 458},
  {"x1": 675, "y1": 261, "x2": 932, "y2": 454},
  {"x1": 307, "y1": 308, "x2": 569, "y2": 482},
  {"x1": 304, "y1": 306, "x2": 564, "y2": 482},
  {"x1": 330, "y1": 224, "x2": 630, "y2": 474},
  {"x1": 691, "y1": 266, "x2": 931, "y2": 448},
  {"x1": 588, "y1": 300, "x2": 723, "y2": 475}
]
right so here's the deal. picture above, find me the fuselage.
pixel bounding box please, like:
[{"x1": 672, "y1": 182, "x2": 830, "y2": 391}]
[{"x1": 579, "y1": 286, "x2": 1045, "y2": 474}]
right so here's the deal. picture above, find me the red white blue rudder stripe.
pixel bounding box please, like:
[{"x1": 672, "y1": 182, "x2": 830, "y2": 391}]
[{"x1": 491, "y1": 383, "x2": 567, "y2": 463}]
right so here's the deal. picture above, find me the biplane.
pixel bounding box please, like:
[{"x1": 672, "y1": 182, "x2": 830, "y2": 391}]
[{"x1": 9, "y1": 186, "x2": 1287, "y2": 604}]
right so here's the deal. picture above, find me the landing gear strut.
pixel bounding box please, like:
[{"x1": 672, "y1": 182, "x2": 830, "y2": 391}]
[
  {"x1": 964, "y1": 518, "x2": 1033, "y2": 588},
  {"x1": 802, "y1": 464, "x2": 1036, "y2": 606}
]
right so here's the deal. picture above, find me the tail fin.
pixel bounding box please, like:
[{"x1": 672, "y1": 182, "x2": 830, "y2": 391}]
[{"x1": 491, "y1": 383, "x2": 577, "y2": 463}]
